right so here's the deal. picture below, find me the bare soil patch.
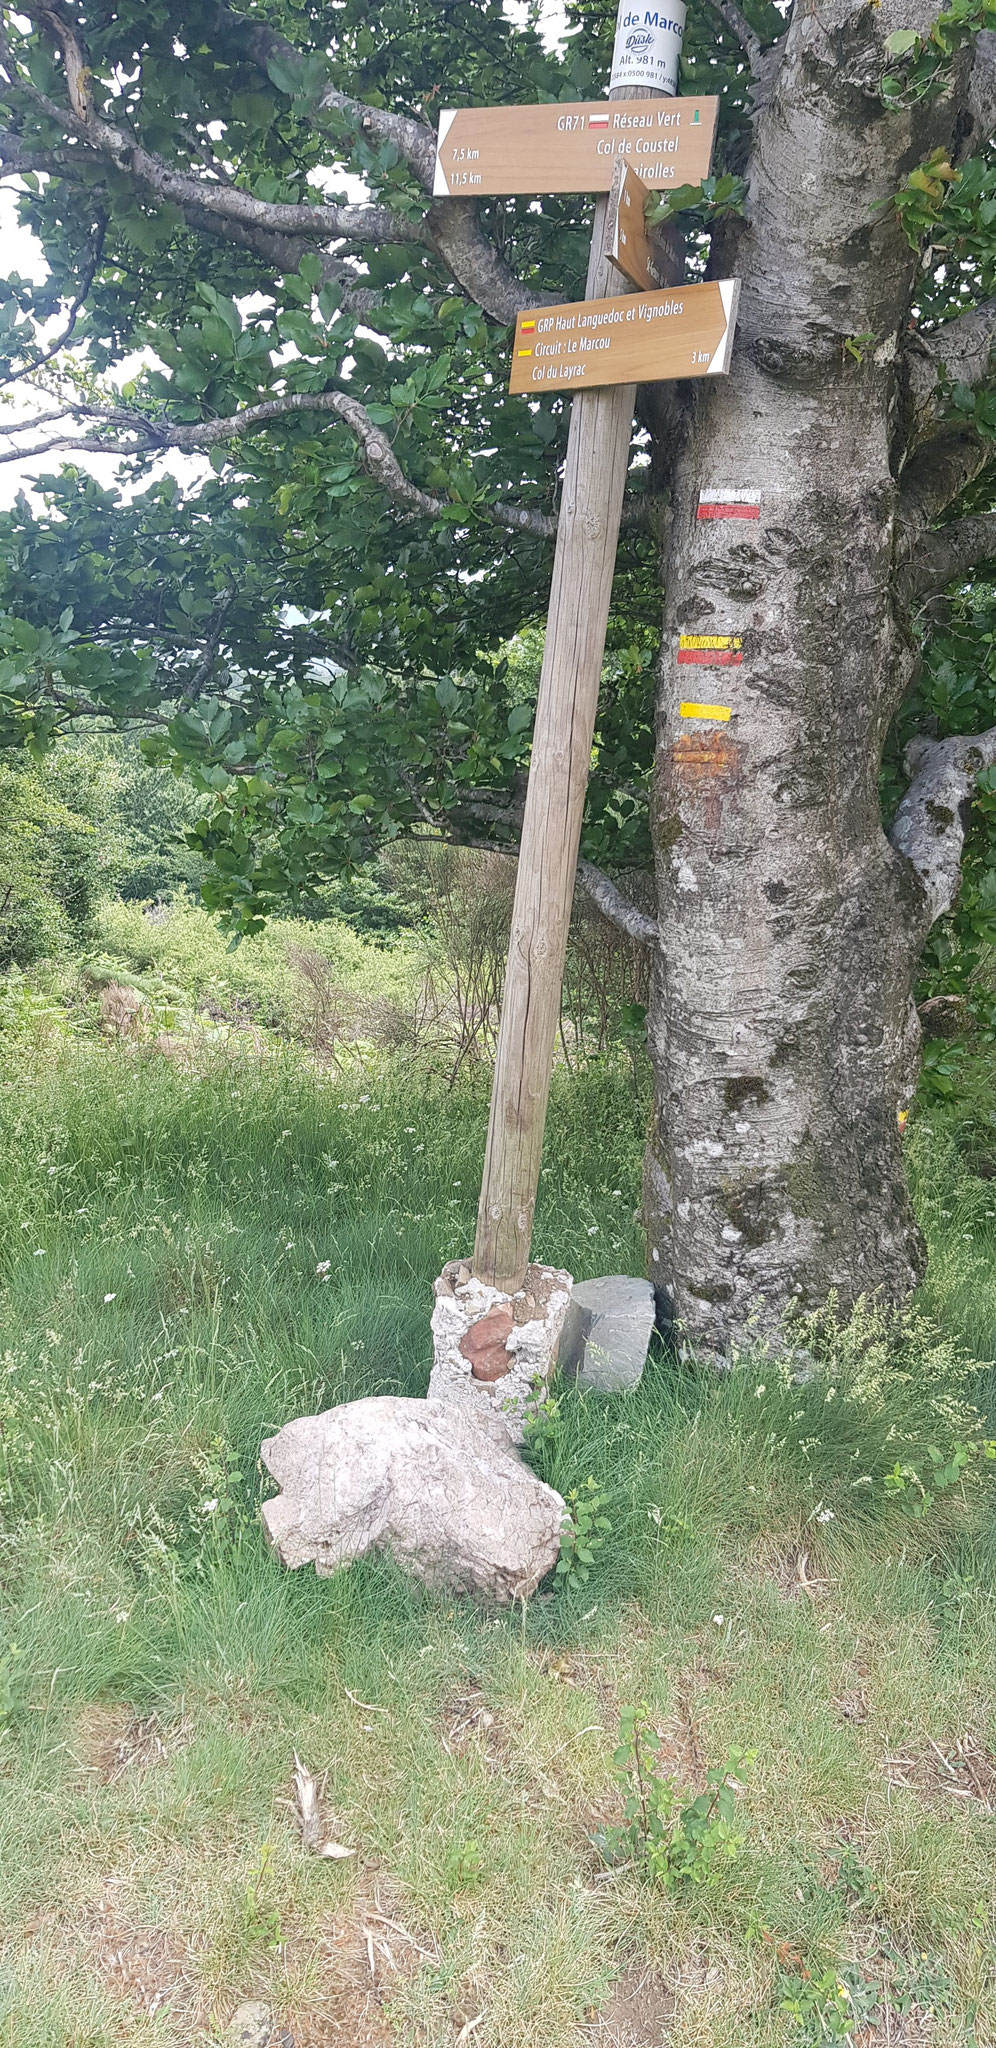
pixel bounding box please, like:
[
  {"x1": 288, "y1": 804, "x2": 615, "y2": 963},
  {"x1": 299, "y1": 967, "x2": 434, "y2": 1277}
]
[{"x1": 586, "y1": 1962, "x2": 675, "y2": 2045}]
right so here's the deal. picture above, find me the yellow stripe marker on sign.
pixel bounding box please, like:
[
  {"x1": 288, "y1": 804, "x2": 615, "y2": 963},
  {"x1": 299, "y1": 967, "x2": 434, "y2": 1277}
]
[{"x1": 679, "y1": 701, "x2": 731, "y2": 721}]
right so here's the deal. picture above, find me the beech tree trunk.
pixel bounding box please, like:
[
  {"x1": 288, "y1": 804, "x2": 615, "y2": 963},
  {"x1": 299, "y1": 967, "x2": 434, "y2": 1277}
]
[{"x1": 642, "y1": 0, "x2": 974, "y2": 1350}]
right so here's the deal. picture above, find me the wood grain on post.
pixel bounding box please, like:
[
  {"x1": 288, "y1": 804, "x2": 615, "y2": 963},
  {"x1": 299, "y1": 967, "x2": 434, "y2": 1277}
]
[{"x1": 473, "y1": 82, "x2": 675, "y2": 1295}]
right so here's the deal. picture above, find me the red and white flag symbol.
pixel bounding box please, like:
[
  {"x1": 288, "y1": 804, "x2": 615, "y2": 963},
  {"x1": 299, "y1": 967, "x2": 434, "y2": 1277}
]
[{"x1": 697, "y1": 490, "x2": 760, "y2": 522}]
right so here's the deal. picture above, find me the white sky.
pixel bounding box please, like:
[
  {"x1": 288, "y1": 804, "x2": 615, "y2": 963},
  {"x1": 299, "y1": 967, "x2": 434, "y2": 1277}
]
[{"x1": 0, "y1": 0, "x2": 570, "y2": 508}]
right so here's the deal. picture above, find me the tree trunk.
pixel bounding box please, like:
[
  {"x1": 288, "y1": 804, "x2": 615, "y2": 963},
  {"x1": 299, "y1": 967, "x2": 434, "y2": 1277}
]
[{"x1": 643, "y1": 1, "x2": 963, "y2": 1352}]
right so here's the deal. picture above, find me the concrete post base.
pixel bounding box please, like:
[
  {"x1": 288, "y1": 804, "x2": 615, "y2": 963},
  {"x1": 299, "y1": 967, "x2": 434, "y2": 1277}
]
[{"x1": 428, "y1": 1257, "x2": 572, "y2": 1441}]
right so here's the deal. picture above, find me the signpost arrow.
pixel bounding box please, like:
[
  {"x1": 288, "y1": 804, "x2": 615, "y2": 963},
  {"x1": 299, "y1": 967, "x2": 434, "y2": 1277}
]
[
  {"x1": 606, "y1": 158, "x2": 677, "y2": 293},
  {"x1": 509, "y1": 278, "x2": 740, "y2": 393},
  {"x1": 432, "y1": 95, "x2": 717, "y2": 197}
]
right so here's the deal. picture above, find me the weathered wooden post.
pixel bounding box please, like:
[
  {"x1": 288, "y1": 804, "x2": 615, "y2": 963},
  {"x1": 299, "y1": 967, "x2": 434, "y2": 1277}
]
[
  {"x1": 472, "y1": 32, "x2": 683, "y2": 1298},
  {"x1": 428, "y1": 6, "x2": 735, "y2": 1432}
]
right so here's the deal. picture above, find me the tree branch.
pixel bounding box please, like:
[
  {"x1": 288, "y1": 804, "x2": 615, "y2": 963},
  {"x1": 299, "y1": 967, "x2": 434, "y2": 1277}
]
[
  {"x1": 576, "y1": 859, "x2": 658, "y2": 943},
  {"x1": 904, "y1": 511, "x2": 996, "y2": 598},
  {"x1": 176, "y1": 199, "x2": 385, "y2": 317},
  {"x1": 964, "y1": 28, "x2": 996, "y2": 156},
  {"x1": 0, "y1": 389, "x2": 558, "y2": 536},
  {"x1": 5, "y1": 7, "x2": 429, "y2": 246},
  {"x1": 909, "y1": 299, "x2": 996, "y2": 403},
  {"x1": 899, "y1": 301, "x2": 996, "y2": 522},
  {"x1": 7, "y1": 3, "x2": 554, "y2": 325},
  {"x1": 451, "y1": 784, "x2": 658, "y2": 942},
  {"x1": 889, "y1": 725, "x2": 996, "y2": 927},
  {"x1": 212, "y1": 1, "x2": 437, "y2": 192},
  {"x1": 703, "y1": 0, "x2": 762, "y2": 75},
  {"x1": 0, "y1": 211, "x2": 105, "y2": 388}
]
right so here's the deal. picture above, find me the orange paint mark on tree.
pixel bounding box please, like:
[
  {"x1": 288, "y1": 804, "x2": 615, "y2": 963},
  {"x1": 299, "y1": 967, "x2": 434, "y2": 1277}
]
[{"x1": 668, "y1": 728, "x2": 742, "y2": 834}]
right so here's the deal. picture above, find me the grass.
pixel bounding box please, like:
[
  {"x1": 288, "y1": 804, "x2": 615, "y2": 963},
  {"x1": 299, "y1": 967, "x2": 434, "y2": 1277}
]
[
  {"x1": 91, "y1": 895, "x2": 423, "y2": 1030},
  {"x1": 0, "y1": 1033, "x2": 995, "y2": 2045}
]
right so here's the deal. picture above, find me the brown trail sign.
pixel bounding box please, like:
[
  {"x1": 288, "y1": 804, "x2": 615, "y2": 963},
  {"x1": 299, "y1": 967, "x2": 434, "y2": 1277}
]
[
  {"x1": 432, "y1": 96, "x2": 717, "y2": 197},
  {"x1": 509, "y1": 279, "x2": 739, "y2": 394},
  {"x1": 607, "y1": 159, "x2": 675, "y2": 292}
]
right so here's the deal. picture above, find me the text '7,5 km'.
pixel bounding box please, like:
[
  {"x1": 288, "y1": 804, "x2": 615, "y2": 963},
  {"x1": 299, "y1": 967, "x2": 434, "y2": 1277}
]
[{"x1": 433, "y1": 97, "x2": 717, "y2": 197}]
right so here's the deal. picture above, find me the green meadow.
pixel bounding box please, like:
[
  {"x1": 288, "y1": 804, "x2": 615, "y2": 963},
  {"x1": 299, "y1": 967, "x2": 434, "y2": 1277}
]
[{"x1": 0, "y1": 1025, "x2": 994, "y2": 2047}]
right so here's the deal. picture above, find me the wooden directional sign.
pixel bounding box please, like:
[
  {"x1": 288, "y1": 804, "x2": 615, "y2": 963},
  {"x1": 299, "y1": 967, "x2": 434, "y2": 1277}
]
[
  {"x1": 607, "y1": 161, "x2": 676, "y2": 293},
  {"x1": 433, "y1": 96, "x2": 717, "y2": 198},
  {"x1": 509, "y1": 280, "x2": 740, "y2": 394}
]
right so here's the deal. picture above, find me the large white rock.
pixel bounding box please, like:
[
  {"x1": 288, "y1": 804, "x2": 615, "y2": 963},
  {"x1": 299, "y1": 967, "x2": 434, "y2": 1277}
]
[{"x1": 260, "y1": 1396, "x2": 564, "y2": 1604}]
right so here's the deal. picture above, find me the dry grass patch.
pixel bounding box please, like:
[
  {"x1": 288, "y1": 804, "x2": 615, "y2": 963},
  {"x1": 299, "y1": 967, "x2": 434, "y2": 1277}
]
[
  {"x1": 280, "y1": 1886, "x2": 435, "y2": 2048},
  {"x1": 882, "y1": 1727, "x2": 996, "y2": 1812},
  {"x1": 733, "y1": 1533, "x2": 837, "y2": 1604},
  {"x1": 441, "y1": 1686, "x2": 508, "y2": 1767},
  {"x1": 85, "y1": 1891, "x2": 203, "y2": 2030},
  {"x1": 73, "y1": 1703, "x2": 192, "y2": 1782}
]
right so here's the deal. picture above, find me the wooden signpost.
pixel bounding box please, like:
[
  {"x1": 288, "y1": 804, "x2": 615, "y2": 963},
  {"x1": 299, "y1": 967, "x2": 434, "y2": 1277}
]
[
  {"x1": 509, "y1": 279, "x2": 740, "y2": 393},
  {"x1": 432, "y1": 95, "x2": 717, "y2": 197},
  {"x1": 462, "y1": 5, "x2": 737, "y2": 1300}
]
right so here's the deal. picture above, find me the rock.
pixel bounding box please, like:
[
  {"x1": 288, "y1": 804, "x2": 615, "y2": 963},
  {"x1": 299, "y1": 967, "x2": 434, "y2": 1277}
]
[
  {"x1": 428, "y1": 1259, "x2": 572, "y2": 1438},
  {"x1": 558, "y1": 1276, "x2": 655, "y2": 1393},
  {"x1": 227, "y1": 2003, "x2": 274, "y2": 2048},
  {"x1": 462, "y1": 1302, "x2": 515, "y2": 1381},
  {"x1": 260, "y1": 1396, "x2": 564, "y2": 1604}
]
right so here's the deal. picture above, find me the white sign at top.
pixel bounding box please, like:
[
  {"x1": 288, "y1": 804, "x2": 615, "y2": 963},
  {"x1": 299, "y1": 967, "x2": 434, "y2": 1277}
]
[{"x1": 609, "y1": 2, "x2": 687, "y2": 95}]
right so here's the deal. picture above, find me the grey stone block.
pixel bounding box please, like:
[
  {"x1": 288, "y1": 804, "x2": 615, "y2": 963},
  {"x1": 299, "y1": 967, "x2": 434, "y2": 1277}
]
[{"x1": 558, "y1": 1275, "x2": 656, "y2": 1392}]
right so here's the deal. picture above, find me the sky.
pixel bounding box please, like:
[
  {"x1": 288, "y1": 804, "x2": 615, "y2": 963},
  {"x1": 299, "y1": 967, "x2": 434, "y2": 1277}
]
[{"x1": 0, "y1": 0, "x2": 571, "y2": 508}]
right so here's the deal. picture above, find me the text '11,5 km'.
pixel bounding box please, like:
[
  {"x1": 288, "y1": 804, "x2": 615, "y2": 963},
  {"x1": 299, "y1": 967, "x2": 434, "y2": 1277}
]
[{"x1": 432, "y1": 97, "x2": 717, "y2": 197}]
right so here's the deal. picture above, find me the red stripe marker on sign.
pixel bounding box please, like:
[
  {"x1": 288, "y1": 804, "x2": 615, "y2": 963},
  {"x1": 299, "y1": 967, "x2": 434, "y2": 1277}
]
[
  {"x1": 677, "y1": 634, "x2": 743, "y2": 667},
  {"x1": 697, "y1": 491, "x2": 760, "y2": 521}
]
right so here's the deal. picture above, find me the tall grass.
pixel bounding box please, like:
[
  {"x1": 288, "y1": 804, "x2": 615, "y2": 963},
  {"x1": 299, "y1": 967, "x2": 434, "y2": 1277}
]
[{"x1": 0, "y1": 1037, "x2": 995, "y2": 2045}]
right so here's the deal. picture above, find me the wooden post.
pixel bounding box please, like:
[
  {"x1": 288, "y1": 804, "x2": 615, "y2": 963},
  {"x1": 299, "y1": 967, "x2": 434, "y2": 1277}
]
[{"x1": 473, "y1": 70, "x2": 676, "y2": 1295}]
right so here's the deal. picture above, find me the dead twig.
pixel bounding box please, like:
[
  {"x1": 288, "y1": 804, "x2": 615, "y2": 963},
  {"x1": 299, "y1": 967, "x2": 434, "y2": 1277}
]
[{"x1": 290, "y1": 1753, "x2": 356, "y2": 1860}]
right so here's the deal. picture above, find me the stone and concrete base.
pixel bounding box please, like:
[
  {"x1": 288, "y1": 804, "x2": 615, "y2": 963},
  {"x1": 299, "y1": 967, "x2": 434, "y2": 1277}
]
[
  {"x1": 428, "y1": 1258, "x2": 572, "y2": 1440},
  {"x1": 558, "y1": 1274, "x2": 655, "y2": 1392}
]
